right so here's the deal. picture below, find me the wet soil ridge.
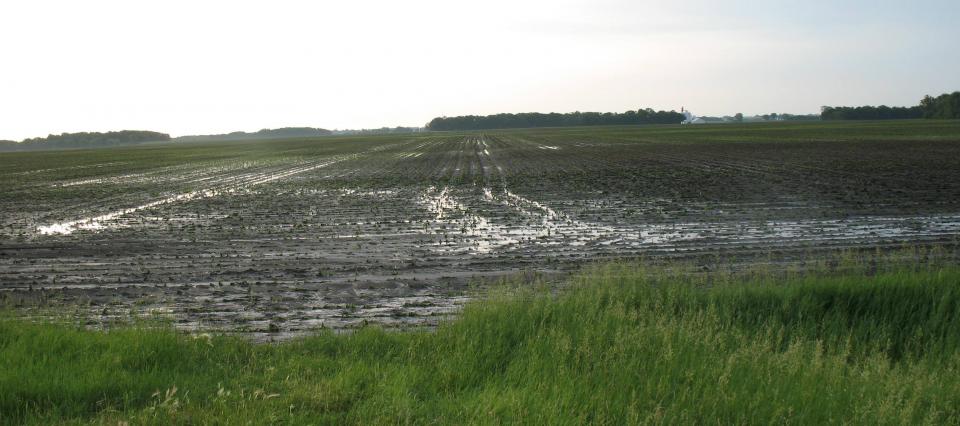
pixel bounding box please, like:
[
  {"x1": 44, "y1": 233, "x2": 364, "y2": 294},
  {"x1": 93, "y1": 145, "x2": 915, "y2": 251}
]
[{"x1": 2, "y1": 121, "x2": 960, "y2": 339}]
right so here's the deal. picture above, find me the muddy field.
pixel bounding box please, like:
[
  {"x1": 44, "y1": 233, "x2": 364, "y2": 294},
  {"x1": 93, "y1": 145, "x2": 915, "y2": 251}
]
[{"x1": 2, "y1": 121, "x2": 960, "y2": 339}]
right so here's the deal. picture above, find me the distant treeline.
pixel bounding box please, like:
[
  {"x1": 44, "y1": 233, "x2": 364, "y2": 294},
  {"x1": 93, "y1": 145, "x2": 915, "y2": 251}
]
[
  {"x1": 760, "y1": 113, "x2": 821, "y2": 121},
  {"x1": 331, "y1": 126, "x2": 422, "y2": 136},
  {"x1": 820, "y1": 105, "x2": 923, "y2": 120},
  {"x1": 426, "y1": 109, "x2": 686, "y2": 131},
  {"x1": 175, "y1": 127, "x2": 331, "y2": 142},
  {"x1": 1, "y1": 130, "x2": 171, "y2": 151},
  {"x1": 821, "y1": 92, "x2": 960, "y2": 120}
]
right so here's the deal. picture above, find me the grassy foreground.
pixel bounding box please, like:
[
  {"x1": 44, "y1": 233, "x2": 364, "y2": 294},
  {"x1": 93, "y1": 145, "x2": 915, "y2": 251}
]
[{"x1": 3, "y1": 264, "x2": 960, "y2": 424}]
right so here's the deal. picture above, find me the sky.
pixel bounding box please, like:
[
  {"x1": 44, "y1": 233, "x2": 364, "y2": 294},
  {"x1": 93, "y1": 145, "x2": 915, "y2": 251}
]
[{"x1": 1, "y1": 0, "x2": 958, "y2": 140}]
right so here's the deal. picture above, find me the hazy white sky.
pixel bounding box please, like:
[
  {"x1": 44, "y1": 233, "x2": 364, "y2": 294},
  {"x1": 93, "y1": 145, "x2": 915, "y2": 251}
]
[{"x1": 1, "y1": 0, "x2": 958, "y2": 140}]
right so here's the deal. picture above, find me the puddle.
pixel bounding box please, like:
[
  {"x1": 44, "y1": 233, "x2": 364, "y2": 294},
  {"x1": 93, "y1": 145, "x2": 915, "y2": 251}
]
[{"x1": 36, "y1": 158, "x2": 350, "y2": 235}]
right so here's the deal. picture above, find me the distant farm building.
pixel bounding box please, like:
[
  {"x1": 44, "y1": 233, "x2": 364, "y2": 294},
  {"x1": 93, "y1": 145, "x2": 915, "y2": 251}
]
[{"x1": 681, "y1": 108, "x2": 739, "y2": 124}]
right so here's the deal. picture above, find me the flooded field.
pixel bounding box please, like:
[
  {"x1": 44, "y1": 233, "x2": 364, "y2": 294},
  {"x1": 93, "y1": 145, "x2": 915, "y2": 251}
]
[{"x1": 3, "y1": 121, "x2": 960, "y2": 339}]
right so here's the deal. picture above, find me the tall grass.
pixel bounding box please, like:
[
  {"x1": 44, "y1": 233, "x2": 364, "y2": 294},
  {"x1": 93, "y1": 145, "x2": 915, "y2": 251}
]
[{"x1": 3, "y1": 264, "x2": 960, "y2": 424}]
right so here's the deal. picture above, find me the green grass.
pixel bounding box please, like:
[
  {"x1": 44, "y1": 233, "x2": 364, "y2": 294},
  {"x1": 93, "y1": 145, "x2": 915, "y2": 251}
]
[{"x1": 3, "y1": 262, "x2": 960, "y2": 424}]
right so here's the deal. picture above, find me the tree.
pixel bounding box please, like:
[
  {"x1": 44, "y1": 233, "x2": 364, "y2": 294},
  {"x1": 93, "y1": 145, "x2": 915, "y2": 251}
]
[
  {"x1": 426, "y1": 108, "x2": 686, "y2": 131},
  {"x1": 920, "y1": 92, "x2": 960, "y2": 119},
  {"x1": 822, "y1": 92, "x2": 958, "y2": 121},
  {"x1": 19, "y1": 131, "x2": 171, "y2": 149}
]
